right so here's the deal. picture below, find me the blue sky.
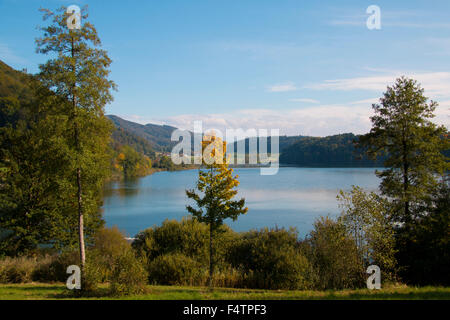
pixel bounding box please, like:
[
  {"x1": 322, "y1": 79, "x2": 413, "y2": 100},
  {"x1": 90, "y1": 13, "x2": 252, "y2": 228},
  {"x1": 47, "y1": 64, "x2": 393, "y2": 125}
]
[{"x1": 1, "y1": 0, "x2": 449, "y2": 136}]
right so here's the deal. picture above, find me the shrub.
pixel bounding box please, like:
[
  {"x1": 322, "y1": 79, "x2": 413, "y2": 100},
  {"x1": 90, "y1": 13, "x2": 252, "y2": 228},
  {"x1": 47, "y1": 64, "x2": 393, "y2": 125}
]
[
  {"x1": 133, "y1": 218, "x2": 238, "y2": 269},
  {"x1": 147, "y1": 253, "x2": 201, "y2": 286},
  {"x1": 110, "y1": 249, "x2": 148, "y2": 296},
  {"x1": 90, "y1": 226, "x2": 131, "y2": 282},
  {"x1": 32, "y1": 251, "x2": 79, "y2": 283},
  {"x1": 133, "y1": 218, "x2": 209, "y2": 263},
  {"x1": 197, "y1": 265, "x2": 247, "y2": 288},
  {"x1": 0, "y1": 256, "x2": 37, "y2": 283},
  {"x1": 0, "y1": 253, "x2": 80, "y2": 284},
  {"x1": 228, "y1": 227, "x2": 311, "y2": 290},
  {"x1": 304, "y1": 216, "x2": 364, "y2": 290}
]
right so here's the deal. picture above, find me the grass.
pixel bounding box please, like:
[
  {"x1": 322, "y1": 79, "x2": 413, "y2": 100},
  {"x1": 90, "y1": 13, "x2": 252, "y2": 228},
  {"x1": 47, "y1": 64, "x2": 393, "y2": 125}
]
[{"x1": 0, "y1": 283, "x2": 449, "y2": 300}]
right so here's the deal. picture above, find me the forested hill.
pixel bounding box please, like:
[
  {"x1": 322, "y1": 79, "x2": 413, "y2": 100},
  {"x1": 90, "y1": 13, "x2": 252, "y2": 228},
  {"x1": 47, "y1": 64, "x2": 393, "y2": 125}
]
[
  {"x1": 0, "y1": 61, "x2": 32, "y2": 103},
  {"x1": 280, "y1": 133, "x2": 385, "y2": 167},
  {"x1": 107, "y1": 115, "x2": 178, "y2": 152}
]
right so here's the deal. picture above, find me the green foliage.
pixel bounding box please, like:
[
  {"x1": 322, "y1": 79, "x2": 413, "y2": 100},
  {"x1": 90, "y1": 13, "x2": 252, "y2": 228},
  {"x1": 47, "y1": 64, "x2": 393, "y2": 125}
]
[
  {"x1": 133, "y1": 218, "x2": 209, "y2": 263},
  {"x1": 111, "y1": 127, "x2": 155, "y2": 158},
  {"x1": 337, "y1": 186, "x2": 397, "y2": 280},
  {"x1": 186, "y1": 136, "x2": 248, "y2": 231},
  {"x1": 228, "y1": 228, "x2": 310, "y2": 290},
  {"x1": 134, "y1": 220, "x2": 312, "y2": 290},
  {"x1": 113, "y1": 145, "x2": 152, "y2": 178},
  {"x1": 35, "y1": 251, "x2": 79, "y2": 283},
  {"x1": 0, "y1": 61, "x2": 33, "y2": 104},
  {"x1": 110, "y1": 249, "x2": 148, "y2": 296},
  {"x1": 280, "y1": 133, "x2": 385, "y2": 167},
  {"x1": 89, "y1": 226, "x2": 131, "y2": 282},
  {"x1": 35, "y1": 6, "x2": 117, "y2": 266},
  {"x1": 357, "y1": 77, "x2": 449, "y2": 223},
  {"x1": 395, "y1": 180, "x2": 450, "y2": 286},
  {"x1": 304, "y1": 217, "x2": 363, "y2": 290},
  {"x1": 0, "y1": 256, "x2": 41, "y2": 284},
  {"x1": 0, "y1": 253, "x2": 76, "y2": 284},
  {"x1": 186, "y1": 135, "x2": 248, "y2": 286},
  {"x1": 154, "y1": 155, "x2": 176, "y2": 170},
  {"x1": 108, "y1": 115, "x2": 178, "y2": 152},
  {"x1": 0, "y1": 81, "x2": 105, "y2": 254},
  {"x1": 147, "y1": 253, "x2": 201, "y2": 286},
  {"x1": 133, "y1": 218, "x2": 237, "y2": 268}
]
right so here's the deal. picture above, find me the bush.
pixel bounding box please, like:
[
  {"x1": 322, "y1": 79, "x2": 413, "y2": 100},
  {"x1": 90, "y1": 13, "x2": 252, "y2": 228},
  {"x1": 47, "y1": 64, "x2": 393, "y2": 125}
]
[
  {"x1": 304, "y1": 217, "x2": 364, "y2": 290},
  {"x1": 110, "y1": 249, "x2": 148, "y2": 296},
  {"x1": 0, "y1": 252, "x2": 81, "y2": 284},
  {"x1": 90, "y1": 226, "x2": 131, "y2": 282},
  {"x1": 134, "y1": 218, "x2": 238, "y2": 269},
  {"x1": 147, "y1": 253, "x2": 201, "y2": 286},
  {"x1": 228, "y1": 227, "x2": 311, "y2": 290},
  {"x1": 33, "y1": 251, "x2": 79, "y2": 283},
  {"x1": 133, "y1": 218, "x2": 209, "y2": 263},
  {"x1": 0, "y1": 256, "x2": 38, "y2": 283}
]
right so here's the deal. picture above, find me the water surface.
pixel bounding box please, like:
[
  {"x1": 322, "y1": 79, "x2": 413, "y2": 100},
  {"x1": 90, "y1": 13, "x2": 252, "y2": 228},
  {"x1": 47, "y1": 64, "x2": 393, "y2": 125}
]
[{"x1": 102, "y1": 168, "x2": 380, "y2": 237}]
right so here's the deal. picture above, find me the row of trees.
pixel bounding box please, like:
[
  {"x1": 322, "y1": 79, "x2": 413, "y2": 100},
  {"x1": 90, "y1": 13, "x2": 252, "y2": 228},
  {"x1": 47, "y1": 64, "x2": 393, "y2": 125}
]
[{"x1": 112, "y1": 145, "x2": 153, "y2": 178}]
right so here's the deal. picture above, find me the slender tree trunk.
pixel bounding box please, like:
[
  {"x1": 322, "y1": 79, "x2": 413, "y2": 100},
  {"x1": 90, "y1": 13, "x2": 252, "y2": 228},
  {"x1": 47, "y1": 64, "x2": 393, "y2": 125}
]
[
  {"x1": 402, "y1": 137, "x2": 410, "y2": 222},
  {"x1": 208, "y1": 223, "x2": 213, "y2": 288},
  {"x1": 71, "y1": 36, "x2": 86, "y2": 270},
  {"x1": 77, "y1": 165, "x2": 85, "y2": 269}
]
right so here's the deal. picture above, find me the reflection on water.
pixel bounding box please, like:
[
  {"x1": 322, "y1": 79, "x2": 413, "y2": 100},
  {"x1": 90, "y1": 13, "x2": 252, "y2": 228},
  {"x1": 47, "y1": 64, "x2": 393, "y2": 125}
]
[
  {"x1": 103, "y1": 177, "x2": 141, "y2": 198},
  {"x1": 102, "y1": 168, "x2": 381, "y2": 237}
]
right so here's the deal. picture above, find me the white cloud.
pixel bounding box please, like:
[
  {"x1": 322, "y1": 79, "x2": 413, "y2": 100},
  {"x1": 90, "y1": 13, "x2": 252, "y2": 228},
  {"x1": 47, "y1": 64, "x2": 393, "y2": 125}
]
[
  {"x1": 163, "y1": 104, "x2": 372, "y2": 137},
  {"x1": 122, "y1": 94, "x2": 449, "y2": 137},
  {"x1": 289, "y1": 98, "x2": 320, "y2": 104},
  {"x1": 267, "y1": 82, "x2": 297, "y2": 93},
  {"x1": 121, "y1": 72, "x2": 449, "y2": 137},
  {"x1": 305, "y1": 72, "x2": 450, "y2": 98}
]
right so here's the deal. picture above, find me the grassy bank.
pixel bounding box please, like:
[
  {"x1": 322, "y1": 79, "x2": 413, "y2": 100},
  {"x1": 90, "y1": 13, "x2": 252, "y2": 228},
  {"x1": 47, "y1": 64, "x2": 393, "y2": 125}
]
[{"x1": 0, "y1": 283, "x2": 449, "y2": 300}]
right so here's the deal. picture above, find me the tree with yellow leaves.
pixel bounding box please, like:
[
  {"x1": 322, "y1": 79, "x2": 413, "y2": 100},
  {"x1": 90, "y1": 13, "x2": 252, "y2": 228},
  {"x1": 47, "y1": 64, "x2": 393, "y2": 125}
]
[{"x1": 186, "y1": 134, "x2": 248, "y2": 287}]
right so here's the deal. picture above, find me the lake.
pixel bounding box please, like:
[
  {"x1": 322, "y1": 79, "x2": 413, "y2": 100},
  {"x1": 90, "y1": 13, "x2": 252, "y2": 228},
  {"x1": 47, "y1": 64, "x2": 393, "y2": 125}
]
[{"x1": 102, "y1": 167, "x2": 381, "y2": 238}]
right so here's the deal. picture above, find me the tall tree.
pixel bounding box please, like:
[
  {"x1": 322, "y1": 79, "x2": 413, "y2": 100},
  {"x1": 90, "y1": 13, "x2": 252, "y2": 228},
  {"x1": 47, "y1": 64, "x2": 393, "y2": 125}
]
[
  {"x1": 36, "y1": 6, "x2": 116, "y2": 269},
  {"x1": 186, "y1": 134, "x2": 248, "y2": 287},
  {"x1": 357, "y1": 77, "x2": 449, "y2": 224}
]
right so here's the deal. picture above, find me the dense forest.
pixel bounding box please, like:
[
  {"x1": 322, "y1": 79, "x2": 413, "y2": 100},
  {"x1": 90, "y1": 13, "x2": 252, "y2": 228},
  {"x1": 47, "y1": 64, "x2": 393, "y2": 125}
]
[
  {"x1": 108, "y1": 115, "x2": 178, "y2": 152},
  {"x1": 280, "y1": 133, "x2": 385, "y2": 167}
]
